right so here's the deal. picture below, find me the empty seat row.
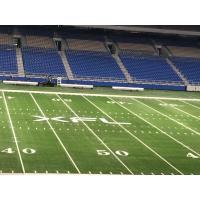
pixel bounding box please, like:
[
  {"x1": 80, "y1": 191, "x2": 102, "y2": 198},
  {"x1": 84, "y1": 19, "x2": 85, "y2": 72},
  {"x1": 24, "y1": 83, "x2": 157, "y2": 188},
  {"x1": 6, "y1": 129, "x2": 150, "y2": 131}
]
[
  {"x1": 66, "y1": 50, "x2": 125, "y2": 80},
  {"x1": 25, "y1": 36, "x2": 56, "y2": 49},
  {"x1": 119, "y1": 52, "x2": 182, "y2": 83},
  {"x1": 67, "y1": 39, "x2": 107, "y2": 52},
  {"x1": 172, "y1": 57, "x2": 200, "y2": 83},
  {"x1": 0, "y1": 46, "x2": 18, "y2": 74},
  {"x1": 22, "y1": 47, "x2": 66, "y2": 76},
  {"x1": 168, "y1": 46, "x2": 200, "y2": 58}
]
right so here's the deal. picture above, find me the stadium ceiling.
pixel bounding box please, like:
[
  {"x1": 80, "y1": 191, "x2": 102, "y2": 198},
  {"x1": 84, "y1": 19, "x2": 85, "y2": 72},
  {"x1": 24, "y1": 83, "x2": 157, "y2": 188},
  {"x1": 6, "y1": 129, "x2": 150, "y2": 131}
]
[{"x1": 72, "y1": 25, "x2": 200, "y2": 37}]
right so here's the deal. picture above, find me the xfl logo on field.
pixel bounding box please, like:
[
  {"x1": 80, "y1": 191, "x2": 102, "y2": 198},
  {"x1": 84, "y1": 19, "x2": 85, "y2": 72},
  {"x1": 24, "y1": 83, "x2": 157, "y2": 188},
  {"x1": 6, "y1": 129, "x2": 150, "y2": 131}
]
[{"x1": 33, "y1": 116, "x2": 131, "y2": 125}]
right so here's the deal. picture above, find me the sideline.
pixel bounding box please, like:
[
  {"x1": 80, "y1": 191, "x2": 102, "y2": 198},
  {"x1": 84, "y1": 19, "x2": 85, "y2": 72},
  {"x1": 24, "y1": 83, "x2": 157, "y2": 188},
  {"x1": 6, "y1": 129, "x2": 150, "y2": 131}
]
[{"x1": 1, "y1": 89, "x2": 200, "y2": 101}]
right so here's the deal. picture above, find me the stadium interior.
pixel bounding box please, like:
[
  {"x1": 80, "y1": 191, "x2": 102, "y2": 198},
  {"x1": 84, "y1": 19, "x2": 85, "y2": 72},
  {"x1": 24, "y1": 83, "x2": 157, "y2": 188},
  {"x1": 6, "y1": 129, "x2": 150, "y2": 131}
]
[
  {"x1": 0, "y1": 25, "x2": 200, "y2": 91},
  {"x1": 0, "y1": 26, "x2": 200, "y2": 175}
]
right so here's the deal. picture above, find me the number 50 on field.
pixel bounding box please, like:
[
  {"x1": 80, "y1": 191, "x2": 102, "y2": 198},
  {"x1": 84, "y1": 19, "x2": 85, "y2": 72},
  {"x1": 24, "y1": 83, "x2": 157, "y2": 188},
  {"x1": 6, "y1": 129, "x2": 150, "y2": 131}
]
[{"x1": 97, "y1": 150, "x2": 129, "y2": 156}]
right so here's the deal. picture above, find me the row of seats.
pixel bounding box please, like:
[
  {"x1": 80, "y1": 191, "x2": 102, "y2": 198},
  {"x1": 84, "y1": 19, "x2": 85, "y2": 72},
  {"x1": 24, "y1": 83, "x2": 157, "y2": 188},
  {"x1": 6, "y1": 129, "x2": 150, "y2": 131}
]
[
  {"x1": 172, "y1": 57, "x2": 200, "y2": 83},
  {"x1": 0, "y1": 46, "x2": 18, "y2": 73},
  {"x1": 66, "y1": 50, "x2": 125, "y2": 80},
  {"x1": 22, "y1": 47, "x2": 66, "y2": 76},
  {"x1": 167, "y1": 46, "x2": 200, "y2": 58},
  {"x1": 0, "y1": 46, "x2": 199, "y2": 84},
  {"x1": 119, "y1": 52, "x2": 182, "y2": 83},
  {"x1": 67, "y1": 39, "x2": 107, "y2": 52},
  {"x1": 25, "y1": 36, "x2": 56, "y2": 49}
]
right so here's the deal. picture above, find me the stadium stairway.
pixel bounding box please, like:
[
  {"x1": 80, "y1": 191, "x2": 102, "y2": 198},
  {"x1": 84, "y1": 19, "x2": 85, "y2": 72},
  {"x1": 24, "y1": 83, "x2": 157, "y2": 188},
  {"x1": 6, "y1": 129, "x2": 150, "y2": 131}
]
[
  {"x1": 16, "y1": 48, "x2": 25, "y2": 76},
  {"x1": 58, "y1": 50, "x2": 74, "y2": 80},
  {"x1": 112, "y1": 54, "x2": 134, "y2": 83},
  {"x1": 166, "y1": 58, "x2": 189, "y2": 85}
]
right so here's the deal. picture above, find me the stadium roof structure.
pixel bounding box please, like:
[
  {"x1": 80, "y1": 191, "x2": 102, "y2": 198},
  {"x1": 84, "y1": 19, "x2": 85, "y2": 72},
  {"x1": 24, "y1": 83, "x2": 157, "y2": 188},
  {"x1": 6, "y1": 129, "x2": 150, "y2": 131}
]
[{"x1": 72, "y1": 25, "x2": 200, "y2": 37}]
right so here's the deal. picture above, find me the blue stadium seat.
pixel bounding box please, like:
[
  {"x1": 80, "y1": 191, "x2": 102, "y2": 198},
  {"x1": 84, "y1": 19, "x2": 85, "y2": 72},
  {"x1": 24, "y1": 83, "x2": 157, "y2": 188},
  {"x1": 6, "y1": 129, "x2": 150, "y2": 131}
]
[
  {"x1": 172, "y1": 57, "x2": 200, "y2": 84},
  {"x1": 0, "y1": 45, "x2": 18, "y2": 74},
  {"x1": 119, "y1": 52, "x2": 182, "y2": 83},
  {"x1": 66, "y1": 50, "x2": 125, "y2": 80},
  {"x1": 22, "y1": 47, "x2": 66, "y2": 76}
]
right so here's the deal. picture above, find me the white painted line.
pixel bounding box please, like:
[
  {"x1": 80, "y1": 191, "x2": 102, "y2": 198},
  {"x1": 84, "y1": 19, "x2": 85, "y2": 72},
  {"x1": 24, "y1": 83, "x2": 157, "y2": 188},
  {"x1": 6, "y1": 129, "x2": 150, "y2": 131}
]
[
  {"x1": 57, "y1": 94, "x2": 133, "y2": 175},
  {"x1": 158, "y1": 99, "x2": 200, "y2": 121},
  {"x1": 84, "y1": 96, "x2": 183, "y2": 175},
  {"x1": 111, "y1": 98, "x2": 200, "y2": 157},
  {"x1": 30, "y1": 93, "x2": 81, "y2": 174},
  {"x1": 181, "y1": 101, "x2": 200, "y2": 111},
  {"x1": 134, "y1": 98, "x2": 200, "y2": 137},
  {"x1": 0, "y1": 89, "x2": 200, "y2": 101},
  {"x1": 2, "y1": 92, "x2": 25, "y2": 174}
]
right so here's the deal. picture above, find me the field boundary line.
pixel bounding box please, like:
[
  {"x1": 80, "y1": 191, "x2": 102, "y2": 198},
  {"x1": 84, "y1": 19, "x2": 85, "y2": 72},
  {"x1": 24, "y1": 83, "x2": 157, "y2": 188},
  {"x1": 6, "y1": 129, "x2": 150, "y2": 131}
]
[
  {"x1": 109, "y1": 97, "x2": 200, "y2": 157},
  {"x1": 83, "y1": 95, "x2": 183, "y2": 175},
  {"x1": 2, "y1": 91, "x2": 25, "y2": 173},
  {"x1": 134, "y1": 98, "x2": 200, "y2": 136},
  {"x1": 0, "y1": 89, "x2": 200, "y2": 101},
  {"x1": 30, "y1": 93, "x2": 81, "y2": 174},
  {"x1": 56, "y1": 94, "x2": 134, "y2": 175},
  {"x1": 158, "y1": 99, "x2": 200, "y2": 121}
]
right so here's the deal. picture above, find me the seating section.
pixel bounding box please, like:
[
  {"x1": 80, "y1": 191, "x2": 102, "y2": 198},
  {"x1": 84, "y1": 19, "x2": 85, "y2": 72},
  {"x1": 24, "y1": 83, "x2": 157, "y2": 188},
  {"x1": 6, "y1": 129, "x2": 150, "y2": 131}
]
[
  {"x1": 172, "y1": 57, "x2": 200, "y2": 83},
  {"x1": 25, "y1": 36, "x2": 55, "y2": 49},
  {"x1": 0, "y1": 34, "x2": 14, "y2": 46},
  {"x1": 66, "y1": 50, "x2": 125, "y2": 80},
  {"x1": 22, "y1": 47, "x2": 66, "y2": 76},
  {"x1": 0, "y1": 30, "x2": 199, "y2": 85},
  {"x1": 0, "y1": 46, "x2": 18, "y2": 74},
  {"x1": 167, "y1": 46, "x2": 200, "y2": 58},
  {"x1": 119, "y1": 52, "x2": 182, "y2": 83},
  {"x1": 118, "y1": 42, "x2": 155, "y2": 54},
  {"x1": 67, "y1": 39, "x2": 107, "y2": 52}
]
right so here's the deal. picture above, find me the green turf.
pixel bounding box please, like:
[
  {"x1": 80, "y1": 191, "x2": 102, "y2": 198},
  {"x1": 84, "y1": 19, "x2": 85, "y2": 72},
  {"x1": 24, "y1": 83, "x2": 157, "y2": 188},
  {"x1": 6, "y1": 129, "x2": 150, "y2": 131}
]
[{"x1": 0, "y1": 86, "x2": 200, "y2": 174}]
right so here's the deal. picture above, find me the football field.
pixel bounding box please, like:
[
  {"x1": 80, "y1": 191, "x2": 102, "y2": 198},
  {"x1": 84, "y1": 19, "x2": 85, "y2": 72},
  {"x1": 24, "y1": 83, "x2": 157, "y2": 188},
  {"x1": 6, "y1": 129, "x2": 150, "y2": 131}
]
[{"x1": 1, "y1": 88, "x2": 200, "y2": 175}]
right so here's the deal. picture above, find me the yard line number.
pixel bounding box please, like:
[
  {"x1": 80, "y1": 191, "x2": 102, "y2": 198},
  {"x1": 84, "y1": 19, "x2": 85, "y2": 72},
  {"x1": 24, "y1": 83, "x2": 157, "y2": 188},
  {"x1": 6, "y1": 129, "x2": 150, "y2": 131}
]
[
  {"x1": 97, "y1": 150, "x2": 129, "y2": 156},
  {"x1": 1, "y1": 148, "x2": 36, "y2": 154}
]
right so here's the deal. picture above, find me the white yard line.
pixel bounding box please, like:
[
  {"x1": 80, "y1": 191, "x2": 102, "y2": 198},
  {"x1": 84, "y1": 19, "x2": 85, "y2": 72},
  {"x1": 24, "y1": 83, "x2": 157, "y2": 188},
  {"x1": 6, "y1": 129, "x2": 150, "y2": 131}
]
[
  {"x1": 134, "y1": 98, "x2": 200, "y2": 136},
  {"x1": 2, "y1": 91, "x2": 25, "y2": 173},
  {"x1": 56, "y1": 94, "x2": 133, "y2": 175},
  {"x1": 109, "y1": 97, "x2": 200, "y2": 157},
  {"x1": 83, "y1": 95, "x2": 183, "y2": 175},
  {"x1": 30, "y1": 93, "x2": 81, "y2": 174},
  {"x1": 181, "y1": 100, "x2": 200, "y2": 111},
  {"x1": 158, "y1": 99, "x2": 200, "y2": 121},
  {"x1": 0, "y1": 89, "x2": 200, "y2": 101}
]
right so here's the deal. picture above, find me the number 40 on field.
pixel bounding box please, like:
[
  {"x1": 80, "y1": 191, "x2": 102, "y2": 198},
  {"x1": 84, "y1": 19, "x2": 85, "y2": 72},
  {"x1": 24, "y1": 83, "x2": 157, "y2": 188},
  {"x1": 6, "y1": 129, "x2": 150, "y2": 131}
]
[{"x1": 1, "y1": 148, "x2": 36, "y2": 154}]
